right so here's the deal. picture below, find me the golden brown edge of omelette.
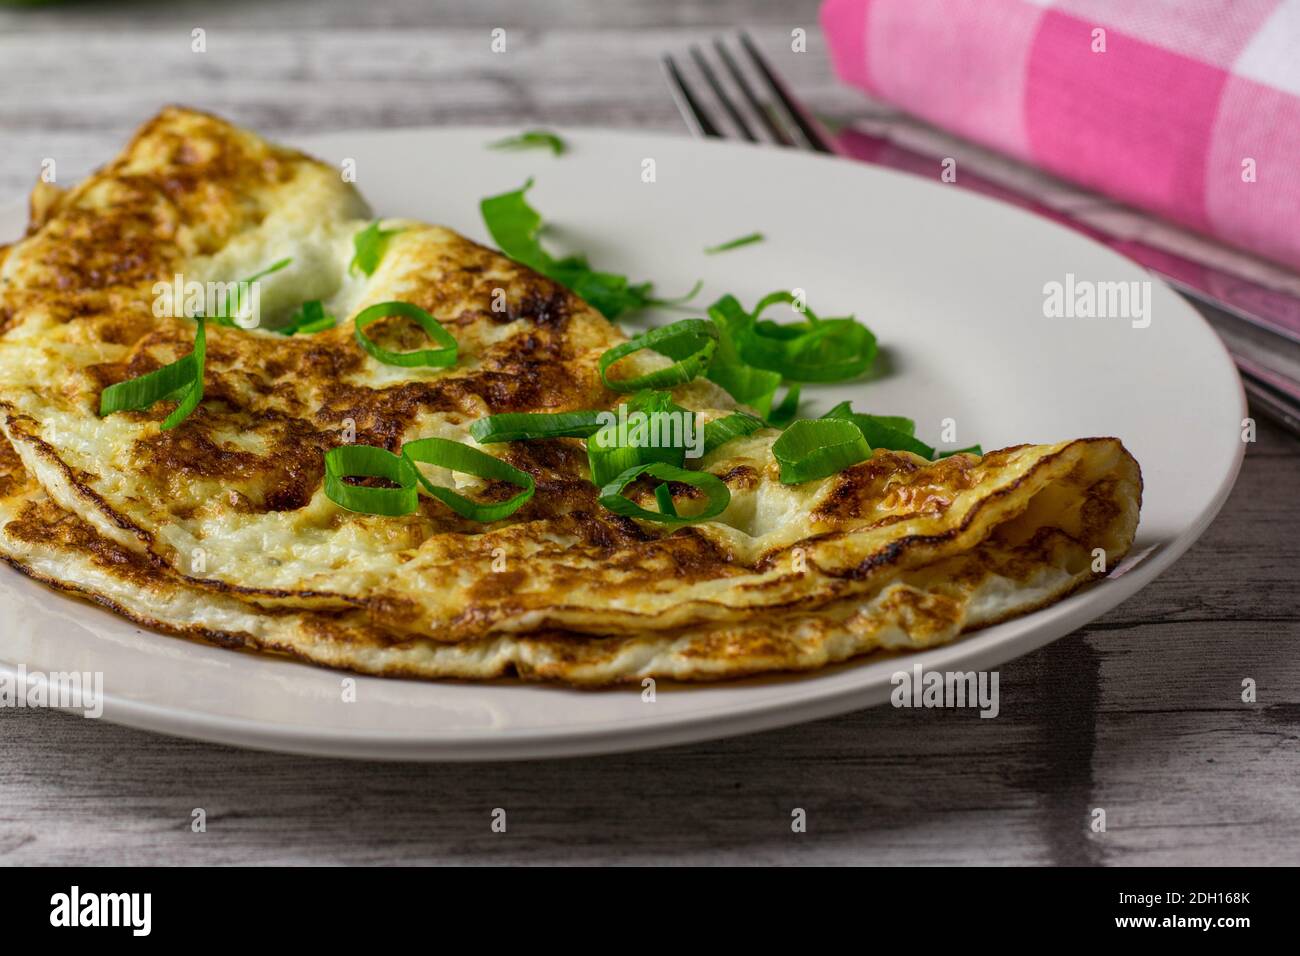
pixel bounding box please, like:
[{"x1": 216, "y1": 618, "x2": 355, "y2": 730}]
[
  {"x1": 0, "y1": 391, "x2": 1142, "y2": 632},
  {"x1": 0, "y1": 430, "x2": 1141, "y2": 686}
]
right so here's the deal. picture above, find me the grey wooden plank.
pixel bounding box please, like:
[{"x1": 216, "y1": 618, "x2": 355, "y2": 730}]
[
  {"x1": 0, "y1": 0, "x2": 824, "y2": 31},
  {"x1": 0, "y1": 27, "x2": 861, "y2": 198}
]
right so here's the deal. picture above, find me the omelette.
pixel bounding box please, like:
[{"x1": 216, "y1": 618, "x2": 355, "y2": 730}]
[{"x1": 0, "y1": 108, "x2": 1142, "y2": 685}]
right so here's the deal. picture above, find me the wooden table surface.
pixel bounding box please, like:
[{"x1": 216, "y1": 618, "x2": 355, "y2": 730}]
[{"x1": 1, "y1": 0, "x2": 1296, "y2": 866}]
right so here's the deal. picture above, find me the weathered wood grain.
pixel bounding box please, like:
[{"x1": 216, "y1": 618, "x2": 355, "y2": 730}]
[
  {"x1": 0, "y1": 24, "x2": 857, "y2": 198},
  {"x1": 0, "y1": 0, "x2": 1296, "y2": 867}
]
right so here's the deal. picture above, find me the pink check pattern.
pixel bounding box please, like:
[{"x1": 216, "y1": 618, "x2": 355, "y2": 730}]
[{"x1": 821, "y1": 0, "x2": 1300, "y2": 270}]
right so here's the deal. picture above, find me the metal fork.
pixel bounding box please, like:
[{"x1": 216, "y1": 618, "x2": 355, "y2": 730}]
[
  {"x1": 664, "y1": 34, "x2": 837, "y2": 153},
  {"x1": 663, "y1": 35, "x2": 1300, "y2": 436}
]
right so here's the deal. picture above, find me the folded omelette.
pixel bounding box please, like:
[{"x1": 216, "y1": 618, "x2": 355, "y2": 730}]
[{"x1": 0, "y1": 108, "x2": 1142, "y2": 685}]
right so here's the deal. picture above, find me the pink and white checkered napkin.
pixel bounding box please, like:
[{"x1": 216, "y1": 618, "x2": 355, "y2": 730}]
[{"x1": 821, "y1": 0, "x2": 1300, "y2": 271}]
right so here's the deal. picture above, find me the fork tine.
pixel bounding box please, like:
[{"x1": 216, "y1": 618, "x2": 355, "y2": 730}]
[
  {"x1": 661, "y1": 54, "x2": 722, "y2": 138},
  {"x1": 737, "y1": 32, "x2": 836, "y2": 153},
  {"x1": 689, "y1": 46, "x2": 757, "y2": 141},
  {"x1": 713, "y1": 39, "x2": 793, "y2": 146}
]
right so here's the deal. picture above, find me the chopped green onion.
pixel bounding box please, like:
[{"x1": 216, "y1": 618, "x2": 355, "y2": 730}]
[
  {"x1": 586, "y1": 390, "x2": 691, "y2": 486},
  {"x1": 98, "y1": 318, "x2": 206, "y2": 431},
  {"x1": 704, "y1": 232, "x2": 764, "y2": 254},
  {"x1": 489, "y1": 130, "x2": 568, "y2": 156},
  {"x1": 748, "y1": 316, "x2": 874, "y2": 382},
  {"x1": 470, "y1": 409, "x2": 605, "y2": 444},
  {"x1": 704, "y1": 295, "x2": 807, "y2": 421},
  {"x1": 354, "y1": 301, "x2": 458, "y2": 368},
  {"x1": 351, "y1": 221, "x2": 403, "y2": 277},
  {"x1": 745, "y1": 292, "x2": 876, "y2": 382},
  {"x1": 772, "y1": 418, "x2": 872, "y2": 484},
  {"x1": 705, "y1": 361, "x2": 782, "y2": 416},
  {"x1": 480, "y1": 180, "x2": 697, "y2": 320},
  {"x1": 244, "y1": 257, "x2": 293, "y2": 283},
  {"x1": 401, "y1": 437, "x2": 535, "y2": 522},
  {"x1": 210, "y1": 258, "x2": 292, "y2": 328},
  {"x1": 279, "y1": 299, "x2": 336, "y2": 336},
  {"x1": 598, "y1": 462, "x2": 730, "y2": 526},
  {"x1": 651, "y1": 279, "x2": 705, "y2": 309},
  {"x1": 936, "y1": 445, "x2": 983, "y2": 459},
  {"x1": 822, "y1": 401, "x2": 934, "y2": 458},
  {"x1": 598, "y1": 318, "x2": 717, "y2": 392},
  {"x1": 323, "y1": 444, "x2": 419, "y2": 516},
  {"x1": 160, "y1": 318, "x2": 206, "y2": 430},
  {"x1": 707, "y1": 291, "x2": 876, "y2": 384},
  {"x1": 865, "y1": 414, "x2": 915, "y2": 435},
  {"x1": 654, "y1": 482, "x2": 679, "y2": 517},
  {"x1": 701, "y1": 412, "x2": 765, "y2": 455}
]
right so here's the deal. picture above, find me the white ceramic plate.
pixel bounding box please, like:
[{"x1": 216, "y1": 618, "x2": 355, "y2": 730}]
[{"x1": 0, "y1": 127, "x2": 1244, "y2": 760}]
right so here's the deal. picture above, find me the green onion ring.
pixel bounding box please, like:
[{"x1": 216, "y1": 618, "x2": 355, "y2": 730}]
[
  {"x1": 585, "y1": 391, "x2": 690, "y2": 487},
  {"x1": 654, "y1": 482, "x2": 679, "y2": 517},
  {"x1": 713, "y1": 291, "x2": 875, "y2": 383},
  {"x1": 98, "y1": 318, "x2": 206, "y2": 431},
  {"x1": 822, "y1": 402, "x2": 934, "y2": 458},
  {"x1": 701, "y1": 412, "x2": 765, "y2": 456},
  {"x1": 598, "y1": 461, "x2": 730, "y2": 526},
  {"x1": 279, "y1": 299, "x2": 336, "y2": 336},
  {"x1": 772, "y1": 418, "x2": 872, "y2": 484},
  {"x1": 160, "y1": 318, "x2": 206, "y2": 430},
  {"x1": 470, "y1": 409, "x2": 605, "y2": 444},
  {"x1": 753, "y1": 290, "x2": 823, "y2": 324},
  {"x1": 401, "y1": 437, "x2": 535, "y2": 522},
  {"x1": 323, "y1": 444, "x2": 419, "y2": 516},
  {"x1": 354, "y1": 301, "x2": 458, "y2": 368},
  {"x1": 598, "y1": 319, "x2": 718, "y2": 393},
  {"x1": 704, "y1": 361, "x2": 782, "y2": 415},
  {"x1": 740, "y1": 317, "x2": 875, "y2": 382}
]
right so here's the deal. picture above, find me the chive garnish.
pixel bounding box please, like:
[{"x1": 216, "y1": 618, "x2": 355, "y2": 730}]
[
  {"x1": 705, "y1": 361, "x2": 782, "y2": 416},
  {"x1": 586, "y1": 390, "x2": 691, "y2": 486},
  {"x1": 729, "y1": 291, "x2": 876, "y2": 383},
  {"x1": 598, "y1": 318, "x2": 718, "y2": 392},
  {"x1": 279, "y1": 300, "x2": 336, "y2": 336},
  {"x1": 350, "y1": 221, "x2": 403, "y2": 277},
  {"x1": 353, "y1": 301, "x2": 457, "y2": 368},
  {"x1": 771, "y1": 418, "x2": 872, "y2": 484},
  {"x1": 98, "y1": 318, "x2": 206, "y2": 431},
  {"x1": 324, "y1": 440, "x2": 535, "y2": 520},
  {"x1": 323, "y1": 444, "x2": 419, "y2": 516},
  {"x1": 470, "y1": 409, "x2": 606, "y2": 444},
  {"x1": 704, "y1": 232, "x2": 764, "y2": 254},
  {"x1": 821, "y1": 402, "x2": 934, "y2": 459},
  {"x1": 597, "y1": 462, "x2": 730, "y2": 526},
  {"x1": 209, "y1": 258, "x2": 292, "y2": 328},
  {"x1": 488, "y1": 130, "x2": 568, "y2": 156},
  {"x1": 701, "y1": 412, "x2": 766, "y2": 455},
  {"x1": 401, "y1": 437, "x2": 535, "y2": 522},
  {"x1": 480, "y1": 179, "x2": 698, "y2": 320}
]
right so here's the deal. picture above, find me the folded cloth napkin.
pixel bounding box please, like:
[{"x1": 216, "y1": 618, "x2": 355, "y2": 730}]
[{"x1": 821, "y1": 0, "x2": 1300, "y2": 271}]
